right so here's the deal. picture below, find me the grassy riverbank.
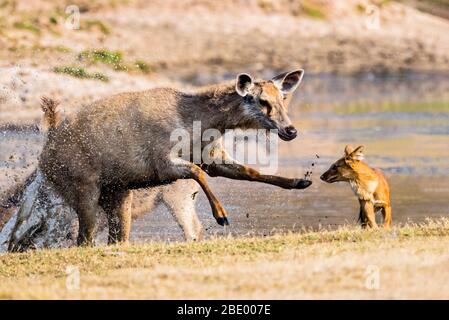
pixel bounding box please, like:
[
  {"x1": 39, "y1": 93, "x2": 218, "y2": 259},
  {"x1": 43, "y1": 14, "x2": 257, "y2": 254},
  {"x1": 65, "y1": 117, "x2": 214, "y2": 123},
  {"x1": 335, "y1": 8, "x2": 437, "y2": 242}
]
[{"x1": 1, "y1": 218, "x2": 449, "y2": 299}]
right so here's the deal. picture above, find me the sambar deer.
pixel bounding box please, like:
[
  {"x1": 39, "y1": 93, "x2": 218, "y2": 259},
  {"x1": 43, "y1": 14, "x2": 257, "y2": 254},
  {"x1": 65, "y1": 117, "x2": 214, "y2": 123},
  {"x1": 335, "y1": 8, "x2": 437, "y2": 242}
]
[{"x1": 39, "y1": 69, "x2": 312, "y2": 246}]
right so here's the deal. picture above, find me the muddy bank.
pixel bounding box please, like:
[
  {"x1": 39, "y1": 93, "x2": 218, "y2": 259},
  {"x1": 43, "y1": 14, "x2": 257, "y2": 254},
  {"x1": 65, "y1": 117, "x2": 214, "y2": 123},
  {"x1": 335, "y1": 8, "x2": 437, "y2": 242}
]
[
  {"x1": 1, "y1": 0, "x2": 449, "y2": 127},
  {"x1": 0, "y1": 1, "x2": 448, "y2": 91}
]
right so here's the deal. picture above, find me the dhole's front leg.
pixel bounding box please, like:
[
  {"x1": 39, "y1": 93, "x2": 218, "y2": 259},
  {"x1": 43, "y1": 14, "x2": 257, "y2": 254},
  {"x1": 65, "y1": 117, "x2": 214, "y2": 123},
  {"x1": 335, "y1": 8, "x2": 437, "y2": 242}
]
[
  {"x1": 169, "y1": 159, "x2": 229, "y2": 226},
  {"x1": 202, "y1": 162, "x2": 312, "y2": 189},
  {"x1": 359, "y1": 200, "x2": 378, "y2": 228}
]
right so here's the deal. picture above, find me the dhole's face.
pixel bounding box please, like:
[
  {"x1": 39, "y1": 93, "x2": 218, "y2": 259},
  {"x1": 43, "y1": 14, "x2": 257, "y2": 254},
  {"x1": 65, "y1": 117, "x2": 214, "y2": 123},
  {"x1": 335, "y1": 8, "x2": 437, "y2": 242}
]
[
  {"x1": 320, "y1": 158, "x2": 356, "y2": 183},
  {"x1": 320, "y1": 145, "x2": 365, "y2": 183},
  {"x1": 235, "y1": 70, "x2": 304, "y2": 141}
]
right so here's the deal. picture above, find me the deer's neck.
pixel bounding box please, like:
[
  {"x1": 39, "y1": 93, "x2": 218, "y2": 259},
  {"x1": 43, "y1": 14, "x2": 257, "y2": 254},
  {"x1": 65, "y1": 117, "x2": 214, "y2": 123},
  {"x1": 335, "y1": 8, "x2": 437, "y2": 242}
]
[{"x1": 182, "y1": 82, "x2": 245, "y2": 134}]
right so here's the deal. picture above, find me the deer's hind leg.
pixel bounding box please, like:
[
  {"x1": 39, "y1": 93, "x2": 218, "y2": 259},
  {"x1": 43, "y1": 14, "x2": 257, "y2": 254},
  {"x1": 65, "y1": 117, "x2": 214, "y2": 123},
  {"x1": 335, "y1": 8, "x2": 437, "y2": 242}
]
[
  {"x1": 70, "y1": 181, "x2": 101, "y2": 246},
  {"x1": 99, "y1": 188, "x2": 133, "y2": 244}
]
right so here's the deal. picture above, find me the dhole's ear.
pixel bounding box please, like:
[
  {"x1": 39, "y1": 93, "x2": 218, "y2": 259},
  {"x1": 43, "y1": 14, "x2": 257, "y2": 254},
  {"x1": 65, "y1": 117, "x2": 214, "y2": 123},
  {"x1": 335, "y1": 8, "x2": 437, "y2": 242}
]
[
  {"x1": 272, "y1": 69, "x2": 304, "y2": 95},
  {"x1": 344, "y1": 145, "x2": 354, "y2": 157},
  {"x1": 235, "y1": 73, "x2": 254, "y2": 97},
  {"x1": 348, "y1": 145, "x2": 365, "y2": 161}
]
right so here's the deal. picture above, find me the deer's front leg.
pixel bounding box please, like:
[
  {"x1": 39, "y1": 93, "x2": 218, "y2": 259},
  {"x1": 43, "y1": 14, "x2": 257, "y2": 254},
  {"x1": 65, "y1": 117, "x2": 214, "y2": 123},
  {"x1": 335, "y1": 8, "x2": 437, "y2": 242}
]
[
  {"x1": 169, "y1": 160, "x2": 229, "y2": 226},
  {"x1": 202, "y1": 162, "x2": 312, "y2": 189}
]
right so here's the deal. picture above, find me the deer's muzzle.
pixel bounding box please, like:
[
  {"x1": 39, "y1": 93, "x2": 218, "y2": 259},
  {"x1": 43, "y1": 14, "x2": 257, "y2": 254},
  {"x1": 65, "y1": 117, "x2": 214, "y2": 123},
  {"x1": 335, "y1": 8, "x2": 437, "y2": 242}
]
[{"x1": 278, "y1": 125, "x2": 298, "y2": 141}]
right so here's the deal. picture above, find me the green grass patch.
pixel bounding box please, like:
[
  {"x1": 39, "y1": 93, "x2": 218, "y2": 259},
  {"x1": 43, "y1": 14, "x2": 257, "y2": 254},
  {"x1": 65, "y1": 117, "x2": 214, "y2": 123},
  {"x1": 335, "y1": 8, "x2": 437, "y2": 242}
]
[
  {"x1": 302, "y1": 3, "x2": 326, "y2": 19},
  {"x1": 78, "y1": 49, "x2": 128, "y2": 71},
  {"x1": 13, "y1": 21, "x2": 41, "y2": 34},
  {"x1": 31, "y1": 44, "x2": 72, "y2": 53},
  {"x1": 78, "y1": 49, "x2": 152, "y2": 74},
  {"x1": 81, "y1": 19, "x2": 112, "y2": 35},
  {"x1": 49, "y1": 16, "x2": 58, "y2": 25},
  {"x1": 52, "y1": 45, "x2": 72, "y2": 53},
  {"x1": 79, "y1": 49, "x2": 122, "y2": 65},
  {"x1": 134, "y1": 60, "x2": 152, "y2": 73},
  {"x1": 53, "y1": 66, "x2": 108, "y2": 82}
]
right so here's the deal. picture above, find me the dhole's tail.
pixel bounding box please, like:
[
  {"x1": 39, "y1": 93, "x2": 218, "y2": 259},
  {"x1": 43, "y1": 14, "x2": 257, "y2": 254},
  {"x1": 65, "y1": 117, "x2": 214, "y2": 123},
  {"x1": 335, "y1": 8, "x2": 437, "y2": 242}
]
[{"x1": 40, "y1": 96, "x2": 61, "y2": 133}]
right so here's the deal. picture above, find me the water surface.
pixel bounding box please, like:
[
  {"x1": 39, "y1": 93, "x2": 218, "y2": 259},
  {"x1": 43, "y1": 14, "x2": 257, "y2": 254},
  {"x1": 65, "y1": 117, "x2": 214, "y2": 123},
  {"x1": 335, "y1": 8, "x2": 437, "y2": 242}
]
[{"x1": 1, "y1": 73, "x2": 448, "y2": 241}]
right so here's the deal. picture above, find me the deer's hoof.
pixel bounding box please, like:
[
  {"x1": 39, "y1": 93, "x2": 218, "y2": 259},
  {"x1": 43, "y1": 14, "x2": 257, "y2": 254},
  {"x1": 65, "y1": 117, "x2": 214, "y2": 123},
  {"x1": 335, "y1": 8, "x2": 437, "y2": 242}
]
[
  {"x1": 294, "y1": 179, "x2": 312, "y2": 189},
  {"x1": 216, "y1": 217, "x2": 229, "y2": 226}
]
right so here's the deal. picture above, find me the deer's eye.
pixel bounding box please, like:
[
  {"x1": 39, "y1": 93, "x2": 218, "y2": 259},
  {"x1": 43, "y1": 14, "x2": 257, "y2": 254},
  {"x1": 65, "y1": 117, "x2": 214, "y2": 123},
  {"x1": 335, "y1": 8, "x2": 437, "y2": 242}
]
[
  {"x1": 259, "y1": 99, "x2": 270, "y2": 108},
  {"x1": 259, "y1": 99, "x2": 272, "y2": 116}
]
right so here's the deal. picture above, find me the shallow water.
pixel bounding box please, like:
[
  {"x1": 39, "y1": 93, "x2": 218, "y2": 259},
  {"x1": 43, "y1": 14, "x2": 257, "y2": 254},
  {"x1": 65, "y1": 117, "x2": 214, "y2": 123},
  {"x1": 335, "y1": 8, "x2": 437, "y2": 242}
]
[
  {"x1": 132, "y1": 112, "x2": 449, "y2": 241},
  {"x1": 1, "y1": 73, "x2": 448, "y2": 241}
]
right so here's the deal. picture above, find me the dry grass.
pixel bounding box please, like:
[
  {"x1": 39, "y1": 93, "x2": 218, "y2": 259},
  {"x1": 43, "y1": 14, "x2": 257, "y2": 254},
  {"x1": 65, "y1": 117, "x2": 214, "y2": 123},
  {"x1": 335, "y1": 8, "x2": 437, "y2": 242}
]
[{"x1": 1, "y1": 218, "x2": 449, "y2": 299}]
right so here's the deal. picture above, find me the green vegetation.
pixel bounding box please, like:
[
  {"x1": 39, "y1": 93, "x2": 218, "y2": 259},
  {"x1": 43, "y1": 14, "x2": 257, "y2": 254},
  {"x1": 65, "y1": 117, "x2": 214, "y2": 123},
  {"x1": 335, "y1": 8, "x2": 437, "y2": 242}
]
[
  {"x1": 78, "y1": 49, "x2": 152, "y2": 74},
  {"x1": 53, "y1": 66, "x2": 109, "y2": 82},
  {"x1": 79, "y1": 49, "x2": 123, "y2": 66},
  {"x1": 30, "y1": 44, "x2": 72, "y2": 53},
  {"x1": 0, "y1": 0, "x2": 115, "y2": 39},
  {"x1": 81, "y1": 19, "x2": 112, "y2": 35},
  {"x1": 134, "y1": 60, "x2": 152, "y2": 73},
  {"x1": 51, "y1": 45, "x2": 72, "y2": 53},
  {"x1": 49, "y1": 16, "x2": 58, "y2": 25},
  {"x1": 79, "y1": 49, "x2": 129, "y2": 71},
  {"x1": 13, "y1": 21, "x2": 40, "y2": 34},
  {"x1": 301, "y1": 2, "x2": 326, "y2": 19}
]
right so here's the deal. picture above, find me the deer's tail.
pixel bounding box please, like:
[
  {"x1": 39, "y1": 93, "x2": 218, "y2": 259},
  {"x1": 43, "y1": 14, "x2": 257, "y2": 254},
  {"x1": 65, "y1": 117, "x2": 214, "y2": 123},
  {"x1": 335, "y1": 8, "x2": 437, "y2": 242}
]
[
  {"x1": 1, "y1": 97, "x2": 60, "y2": 229},
  {"x1": 40, "y1": 96, "x2": 61, "y2": 133}
]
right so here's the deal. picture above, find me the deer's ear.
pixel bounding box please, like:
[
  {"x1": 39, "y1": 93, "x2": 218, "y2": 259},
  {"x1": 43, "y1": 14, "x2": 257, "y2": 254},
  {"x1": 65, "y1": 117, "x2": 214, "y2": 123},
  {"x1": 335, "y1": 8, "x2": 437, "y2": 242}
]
[
  {"x1": 349, "y1": 145, "x2": 365, "y2": 161},
  {"x1": 272, "y1": 69, "x2": 304, "y2": 94},
  {"x1": 271, "y1": 71, "x2": 289, "y2": 83},
  {"x1": 235, "y1": 73, "x2": 254, "y2": 97}
]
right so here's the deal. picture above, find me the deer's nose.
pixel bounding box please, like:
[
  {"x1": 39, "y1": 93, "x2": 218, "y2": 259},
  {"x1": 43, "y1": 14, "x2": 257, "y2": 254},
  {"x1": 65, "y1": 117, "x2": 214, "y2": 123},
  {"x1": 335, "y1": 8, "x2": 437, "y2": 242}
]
[{"x1": 285, "y1": 126, "x2": 297, "y2": 138}]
